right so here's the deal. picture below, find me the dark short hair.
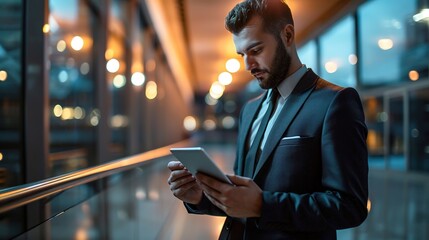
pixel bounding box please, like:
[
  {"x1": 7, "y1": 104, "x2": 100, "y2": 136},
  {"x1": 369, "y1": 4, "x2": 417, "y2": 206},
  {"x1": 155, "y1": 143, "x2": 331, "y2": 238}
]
[{"x1": 225, "y1": 0, "x2": 294, "y2": 35}]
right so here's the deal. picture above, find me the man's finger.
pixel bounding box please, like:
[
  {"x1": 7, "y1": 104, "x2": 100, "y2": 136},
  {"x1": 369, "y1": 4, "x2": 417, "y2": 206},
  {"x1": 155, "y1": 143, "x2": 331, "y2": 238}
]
[
  {"x1": 169, "y1": 169, "x2": 193, "y2": 184},
  {"x1": 167, "y1": 161, "x2": 184, "y2": 171},
  {"x1": 226, "y1": 175, "x2": 252, "y2": 186}
]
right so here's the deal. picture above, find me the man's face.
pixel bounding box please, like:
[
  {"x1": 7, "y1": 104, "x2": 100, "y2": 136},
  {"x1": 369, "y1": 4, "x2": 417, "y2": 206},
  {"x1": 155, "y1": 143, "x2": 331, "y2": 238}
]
[{"x1": 233, "y1": 16, "x2": 291, "y2": 89}]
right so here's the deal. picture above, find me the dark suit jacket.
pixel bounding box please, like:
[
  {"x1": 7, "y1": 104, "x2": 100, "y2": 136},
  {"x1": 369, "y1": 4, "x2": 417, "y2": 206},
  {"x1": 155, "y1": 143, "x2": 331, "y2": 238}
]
[{"x1": 186, "y1": 69, "x2": 368, "y2": 240}]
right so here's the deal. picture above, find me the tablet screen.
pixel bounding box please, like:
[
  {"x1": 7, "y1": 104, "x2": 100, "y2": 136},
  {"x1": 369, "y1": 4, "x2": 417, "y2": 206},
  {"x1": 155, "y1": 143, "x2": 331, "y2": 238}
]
[{"x1": 170, "y1": 147, "x2": 232, "y2": 184}]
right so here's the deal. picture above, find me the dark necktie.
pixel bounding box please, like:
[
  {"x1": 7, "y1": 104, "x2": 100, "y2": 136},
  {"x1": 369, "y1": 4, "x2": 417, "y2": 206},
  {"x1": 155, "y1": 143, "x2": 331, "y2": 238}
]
[{"x1": 243, "y1": 89, "x2": 279, "y2": 177}]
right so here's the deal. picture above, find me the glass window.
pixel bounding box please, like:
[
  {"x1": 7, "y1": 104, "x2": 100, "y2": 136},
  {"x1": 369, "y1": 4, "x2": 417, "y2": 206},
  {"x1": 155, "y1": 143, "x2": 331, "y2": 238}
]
[
  {"x1": 409, "y1": 86, "x2": 429, "y2": 172},
  {"x1": 107, "y1": 0, "x2": 131, "y2": 160},
  {"x1": 363, "y1": 96, "x2": 385, "y2": 168},
  {"x1": 48, "y1": 0, "x2": 97, "y2": 176},
  {"x1": 387, "y1": 94, "x2": 406, "y2": 170},
  {"x1": 358, "y1": 0, "x2": 420, "y2": 85},
  {"x1": 0, "y1": 0, "x2": 24, "y2": 189},
  {"x1": 319, "y1": 15, "x2": 357, "y2": 87},
  {"x1": 298, "y1": 41, "x2": 318, "y2": 74}
]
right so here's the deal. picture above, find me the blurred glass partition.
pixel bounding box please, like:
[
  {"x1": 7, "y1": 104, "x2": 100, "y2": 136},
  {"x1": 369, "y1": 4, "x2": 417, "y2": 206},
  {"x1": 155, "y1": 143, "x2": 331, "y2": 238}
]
[
  {"x1": 298, "y1": 40, "x2": 318, "y2": 74},
  {"x1": 409, "y1": 86, "x2": 429, "y2": 172},
  {"x1": 9, "y1": 156, "x2": 179, "y2": 240},
  {"x1": 363, "y1": 96, "x2": 385, "y2": 168},
  {"x1": 0, "y1": 0, "x2": 24, "y2": 189},
  {"x1": 48, "y1": 0, "x2": 98, "y2": 176},
  {"x1": 386, "y1": 92, "x2": 406, "y2": 170},
  {"x1": 319, "y1": 15, "x2": 357, "y2": 88},
  {"x1": 358, "y1": 0, "x2": 420, "y2": 86}
]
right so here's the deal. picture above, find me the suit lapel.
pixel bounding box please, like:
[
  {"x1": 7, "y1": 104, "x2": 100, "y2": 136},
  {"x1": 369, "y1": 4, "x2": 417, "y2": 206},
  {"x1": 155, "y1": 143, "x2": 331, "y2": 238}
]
[
  {"x1": 236, "y1": 93, "x2": 266, "y2": 176},
  {"x1": 253, "y1": 70, "x2": 319, "y2": 178}
]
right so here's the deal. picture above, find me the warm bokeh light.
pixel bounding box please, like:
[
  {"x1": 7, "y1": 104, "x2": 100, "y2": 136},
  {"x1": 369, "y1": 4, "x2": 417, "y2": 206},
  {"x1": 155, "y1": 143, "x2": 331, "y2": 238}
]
[
  {"x1": 71, "y1": 36, "x2": 84, "y2": 51},
  {"x1": 226, "y1": 58, "x2": 240, "y2": 73},
  {"x1": 106, "y1": 58, "x2": 120, "y2": 73},
  {"x1": 146, "y1": 59, "x2": 156, "y2": 72},
  {"x1": 61, "y1": 107, "x2": 74, "y2": 120},
  {"x1": 324, "y1": 61, "x2": 338, "y2": 73},
  {"x1": 113, "y1": 75, "x2": 126, "y2": 88},
  {"x1": 409, "y1": 70, "x2": 419, "y2": 81},
  {"x1": 0, "y1": 70, "x2": 7, "y2": 81},
  {"x1": 222, "y1": 116, "x2": 236, "y2": 129},
  {"x1": 131, "y1": 72, "x2": 145, "y2": 86},
  {"x1": 205, "y1": 94, "x2": 218, "y2": 106},
  {"x1": 209, "y1": 81, "x2": 225, "y2": 99},
  {"x1": 74, "y1": 107, "x2": 85, "y2": 119},
  {"x1": 53, "y1": 104, "x2": 63, "y2": 117},
  {"x1": 89, "y1": 109, "x2": 100, "y2": 126},
  {"x1": 42, "y1": 24, "x2": 50, "y2": 33},
  {"x1": 0, "y1": 152, "x2": 3, "y2": 161},
  {"x1": 105, "y1": 49, "x2": 114, "y2": 60},
  {"x1": 90, "y1": 116, "x2": 99, "y2": 126},
  {"x1": 203, "y1": 119, "x2": 217, "y2": 131},
  {"x1": 183, "y1": 116, "x2": 197, "y2": 131},
  {"x1": 413, "y1": 8, "x2": 429, "y2": 22},
  {"x1": 348, "y1": 54, "x2": 358, "y2": 65},
  {"x1": 75, "y1": 228, "x2": 88, "y2": 240},
  {"x1": 378, "y1": 38, "x2": 394, "y2": 50},
  {"x1": 146, "y1": 81, "x2": 158, "y2": 99},
  {"x1": 111, "y1": 115, "x2": 129, "y2": 128},
  {"x1": 57, "y1": 40, "x2": 66, "y2": 52},
  {"x1": 149, "y1": 190, "x2": 160, "y2": 200},
  {"x1": 135, "y1": 188, "x2": 146, "y2": 200},
  {"x1": 367, "y1": 199, "x2": 372, "y2": 212},
  {"x1": 218, "y1": 72, "x2": 233, "y2": 85}
]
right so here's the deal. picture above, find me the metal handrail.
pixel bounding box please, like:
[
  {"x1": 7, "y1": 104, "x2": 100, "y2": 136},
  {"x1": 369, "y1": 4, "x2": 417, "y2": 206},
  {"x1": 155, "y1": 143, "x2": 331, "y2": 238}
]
[{"x1": 0, "y1": 140, "x2": 191, "y2": 214}]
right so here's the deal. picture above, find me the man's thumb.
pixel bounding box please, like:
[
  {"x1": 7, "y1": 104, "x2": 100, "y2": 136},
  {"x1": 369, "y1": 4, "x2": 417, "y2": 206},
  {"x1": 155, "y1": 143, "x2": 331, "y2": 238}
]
[{"x1": 227, "y1": 175, "x2": 252, "y2": 185}]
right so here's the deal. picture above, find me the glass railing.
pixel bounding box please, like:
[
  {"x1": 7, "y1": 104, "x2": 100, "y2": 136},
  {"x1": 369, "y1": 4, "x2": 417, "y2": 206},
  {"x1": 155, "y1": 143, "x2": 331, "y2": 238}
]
[{"x1": 0, "y1": 140, "x2": 191, "y2": 239}]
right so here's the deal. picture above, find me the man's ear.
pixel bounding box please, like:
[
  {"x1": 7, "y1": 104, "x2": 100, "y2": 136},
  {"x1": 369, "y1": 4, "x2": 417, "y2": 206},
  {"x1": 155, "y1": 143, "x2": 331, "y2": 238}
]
[{"x1": 281, "y1": 24, "x2": 294, "y2": 46}]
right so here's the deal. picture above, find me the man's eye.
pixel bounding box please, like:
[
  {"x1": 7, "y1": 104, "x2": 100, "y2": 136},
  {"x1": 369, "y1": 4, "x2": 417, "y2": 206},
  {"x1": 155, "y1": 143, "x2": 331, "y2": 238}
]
[{"x1": 251, "y1": 49, "x2": 261, "y2": 54}]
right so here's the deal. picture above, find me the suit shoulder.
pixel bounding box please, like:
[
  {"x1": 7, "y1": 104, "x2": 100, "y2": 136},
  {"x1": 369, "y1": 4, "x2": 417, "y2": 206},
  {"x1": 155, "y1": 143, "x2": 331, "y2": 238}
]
[
  {"x1": 315, "y1": 78, "x2": 343, "y2": 92},
  {"x1": 315, "y1": 78, "x2": 360, "y2": 96}
]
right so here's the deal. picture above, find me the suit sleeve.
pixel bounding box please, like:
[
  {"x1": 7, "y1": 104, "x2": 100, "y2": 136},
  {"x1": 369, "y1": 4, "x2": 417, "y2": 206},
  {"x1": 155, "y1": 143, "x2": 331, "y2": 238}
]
[{"x1": 256, "y1": 87, "x2": 369, "y2": 231}]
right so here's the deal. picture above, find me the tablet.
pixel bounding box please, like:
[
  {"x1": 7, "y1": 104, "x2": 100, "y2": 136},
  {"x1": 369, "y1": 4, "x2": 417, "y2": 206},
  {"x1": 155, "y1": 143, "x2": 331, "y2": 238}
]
[{"x1": 170, "y1": 147, "x2": 232, "y2": 184}]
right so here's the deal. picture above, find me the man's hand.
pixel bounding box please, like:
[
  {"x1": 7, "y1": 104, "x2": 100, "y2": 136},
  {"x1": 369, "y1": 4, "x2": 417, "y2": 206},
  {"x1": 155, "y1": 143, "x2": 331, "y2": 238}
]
[
  {"x1": 167, "y1": 161, "x2": 203, "y2": 205},
  {"x1": 196, "y1": 173, "x2": 262, "y2": 218}
]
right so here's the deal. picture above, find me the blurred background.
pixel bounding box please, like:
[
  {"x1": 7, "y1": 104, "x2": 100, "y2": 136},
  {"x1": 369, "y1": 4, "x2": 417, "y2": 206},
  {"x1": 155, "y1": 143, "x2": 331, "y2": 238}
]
[{"x1": 0, "y1": 0, "x2": 428, "y2": 239}]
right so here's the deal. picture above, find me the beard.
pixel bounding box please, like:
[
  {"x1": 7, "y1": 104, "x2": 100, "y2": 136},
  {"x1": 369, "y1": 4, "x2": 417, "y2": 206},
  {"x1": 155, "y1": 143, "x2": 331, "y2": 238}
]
[{"x1": 255, "y1": 39, "x2": 291, "y2": 89}]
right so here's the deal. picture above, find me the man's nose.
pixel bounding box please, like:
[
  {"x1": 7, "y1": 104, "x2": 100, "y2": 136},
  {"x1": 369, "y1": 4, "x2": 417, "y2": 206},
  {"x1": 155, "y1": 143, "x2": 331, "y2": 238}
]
[{"x1": 244, "y1": 55, "x2": 256, "y2": 71}]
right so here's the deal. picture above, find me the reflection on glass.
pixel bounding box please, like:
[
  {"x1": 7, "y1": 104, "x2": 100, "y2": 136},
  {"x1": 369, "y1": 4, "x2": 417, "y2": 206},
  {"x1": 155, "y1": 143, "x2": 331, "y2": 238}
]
[
  {"x1": 364, "y1": 97, "x2": 385, "y2": 168},
  {"x1": 48, "y1": 0, "x2": 97, "y2": 176},
  {"x1": 409, "y1": 87, "x2": 429, "y2": 172},
  {"x1": 108, "y1": 0, "x2": 130, "y2": 160},
  {"x1": 0, "y1": 1, "x2": 25, "y2": 238},
  {"x1": 319, "y1": 15, "x2": 356, "y2": 87},
  {"x1": 0, "y1": 0, "x2": 24, "y2": 190},
  {"x1": 297, "y1": 41, "x2": 318, "y2": 74},
  {"x1": 358, "y1": 0, "x2": 421, "y2": 85},
  {"x1": 387, "y1": 95, "x2": 405, "y2": 170}
]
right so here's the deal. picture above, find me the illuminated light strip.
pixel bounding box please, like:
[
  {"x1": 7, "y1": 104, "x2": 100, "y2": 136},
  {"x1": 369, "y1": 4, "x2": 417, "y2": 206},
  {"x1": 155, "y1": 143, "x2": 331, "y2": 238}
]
[{"x1": 413, "y1": 9, "x2": 429, "y2": 22}]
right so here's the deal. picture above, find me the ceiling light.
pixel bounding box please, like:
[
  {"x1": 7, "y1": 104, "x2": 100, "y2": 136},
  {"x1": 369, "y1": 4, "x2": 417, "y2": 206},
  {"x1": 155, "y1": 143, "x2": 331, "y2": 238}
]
[
  {"x1": 378, "y1": 39, "x2": 394, "y2": 50},
  {"x1": 226, "y1": 58, "x2": 240, "y2": 73},
  {"x1": 324, "y1": 61, "x2": 338, "y2": 73},
  {"x1": 413, "y1": 9, "x2": 429, "y2": 22},
  {"x1": 218, "y1": 72, "x2": 232, "y2": 85},
  {"x1": 71, "y1": 36, "x2": 84, "y2": 51}
]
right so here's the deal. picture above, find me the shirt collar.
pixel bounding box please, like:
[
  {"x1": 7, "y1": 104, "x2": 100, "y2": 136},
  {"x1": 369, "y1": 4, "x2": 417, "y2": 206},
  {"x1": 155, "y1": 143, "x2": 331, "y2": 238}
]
[{"x1": 275, "y1": 65, "x2": 307, "y2": 100}]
